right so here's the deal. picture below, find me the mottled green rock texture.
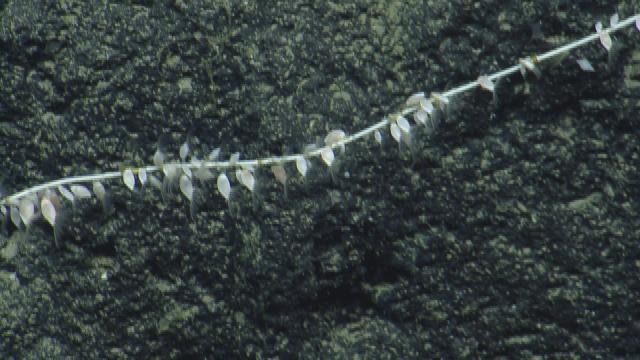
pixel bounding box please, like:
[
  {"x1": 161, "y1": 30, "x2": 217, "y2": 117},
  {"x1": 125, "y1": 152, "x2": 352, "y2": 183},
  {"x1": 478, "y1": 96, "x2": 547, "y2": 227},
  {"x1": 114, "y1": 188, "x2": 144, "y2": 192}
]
[{"x1": 0, "y1": 0, "x2": 639, "y2": 358}]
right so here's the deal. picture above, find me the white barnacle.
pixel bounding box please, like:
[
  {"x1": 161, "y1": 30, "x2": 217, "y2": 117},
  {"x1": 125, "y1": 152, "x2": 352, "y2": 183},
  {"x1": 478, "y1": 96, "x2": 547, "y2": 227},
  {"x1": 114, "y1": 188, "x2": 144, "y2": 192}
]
[
  {"x1": 229, "y1": 152, "x2": 240, "y2": 165},
  {"x1": 217, "y1": 173, "x2": 231, "y2": 201},
  {"x1": 477, "y1": 75, "x2": 495, "y2": 93},
  {"x1": 296, "y1": 156, "x2": 308, "y2": 177},
  {"x1": 610, "y1": 13, "x2": 619, "y2": 27},
  {"x1": 325, "y1": 129, "x2": 346, "y2": 154},
  {"x1": 194, "y1": 164, "x2": 214, "y2": 181},
  {"x1": 70, "y1": 185, "x2": 92, "y2": 199},
  {"x1": 181, "y1": 164, "x2": 192, "y2": 178},
  {"x1": 179, "y1": 141, "x2": 190, "y2": 162},
  {"x1": 430, "y1": 92, "x2": 450, "y2": 111},
  {"x1": 208, "y1": 147, "x2": 221, "y2": 161},
  {"x1": 396, "y1": 116, "x2": 411, "y2": 134},
  {"x1": 271, "y1": 165, "x2": 287, "y2": 186},
  {"x1": 123, "y1": 168, "x2": 136, "y2": 191},
  {"x1": 41, "y1": 197, "x2": 56, "y2": 228},
  {"x1": 18, "y1": 198, "x2": 35, "y2": 227},
  {"x1": 320, "y1": 147, "x2": 335, "y2": 167},
  {"x1": 414, "y1": 110, "x2": 428, "y2": 126},
  {"x1": 93, "y1": 181, "x2": 106, "y2": 202},
  {"x1": 58, "y1": 185, "x2": 75, "y2": 203},
  {"x1": 405, "y1": 92, "x2": 426, "y2": 107},
  {"x1": 389, "y1": 122, "x2": 402, "y2": 144},
  {"x1": 179, "y1": 174, "x2": 194, "y2": 201},
  {"x1": 419, "y1": 98, "x2": 434, "y2": 115},
  {"x1": 396, "y1": 116, "x2": 412, "y2": 147},
  {"x1": 92, "y1": 181, "x2": 113, "y2": 214},
  {"x1": 324, "y1": 129, "x2": 346, "y2": 146},
  {"x1": 239, "y1": 168, "x2": 255, "y2": 192},
  {"x1": 138, "y1": 168, "x2": 148, "y2": 186},
  {"x1": 153, "y1": 148, "x2": 166, "y2": 167},
  {"x1": 148, "y1": 175, "x2": 162, "y2": 190},
  {"x1": 518, "y1": 56, "x2": 541, "y2": 78},
  {"x1": 10, "y1": 207, "x2": 21, "y2": 229},
  {"x1": 576, "y1": 58, "x2": 595, "y2": 72},
  {"x1": 162, "y1": 163, "x2": 179, "y2": 182},
  {"x1": 595, "y1": 21, "x2": 612, "y2": 51},
  {"x1": 374, "y1": 129, "x2": 382, "y2": 145}
]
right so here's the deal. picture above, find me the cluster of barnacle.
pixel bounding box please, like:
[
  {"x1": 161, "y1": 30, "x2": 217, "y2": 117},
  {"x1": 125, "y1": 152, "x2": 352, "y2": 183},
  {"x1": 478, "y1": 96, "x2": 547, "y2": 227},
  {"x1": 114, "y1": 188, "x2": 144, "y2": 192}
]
[{"x1": 1, "y1": 13, "x2": 638, "y2": 244}]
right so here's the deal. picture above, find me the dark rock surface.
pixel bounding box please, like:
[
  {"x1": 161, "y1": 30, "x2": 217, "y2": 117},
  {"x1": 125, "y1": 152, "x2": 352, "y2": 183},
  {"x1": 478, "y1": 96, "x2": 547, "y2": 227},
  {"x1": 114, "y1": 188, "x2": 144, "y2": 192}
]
[{"x1": 0, "y1": 1, "x2": 639, "y2": 358}]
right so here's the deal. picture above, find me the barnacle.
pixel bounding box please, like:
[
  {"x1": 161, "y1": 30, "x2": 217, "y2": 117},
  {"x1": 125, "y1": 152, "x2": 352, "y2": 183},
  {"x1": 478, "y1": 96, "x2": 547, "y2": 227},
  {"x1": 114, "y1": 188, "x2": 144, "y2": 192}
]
[{"x1": 123, "y1": 169, "x2": 136, "y2": 191}]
